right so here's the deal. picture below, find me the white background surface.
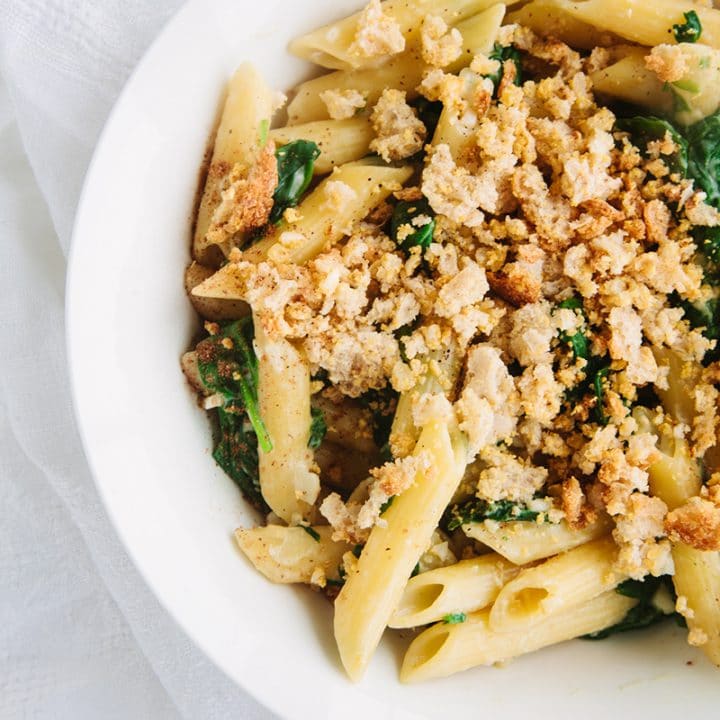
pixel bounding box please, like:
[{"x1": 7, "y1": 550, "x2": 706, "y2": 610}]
[{"x1": 0, "y1": 2, "x2": 275, "y2": 717}]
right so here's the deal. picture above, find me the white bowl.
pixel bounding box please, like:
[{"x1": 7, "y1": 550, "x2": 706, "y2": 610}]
[{"x1": 67, "y1": 1, "x2": 717, "y2": 717}]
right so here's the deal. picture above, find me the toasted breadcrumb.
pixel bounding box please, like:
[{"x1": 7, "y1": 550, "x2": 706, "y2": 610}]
[
  {"x1": 645, "y1": 44, "x2": 689, "y2": 83},
  {"x1": 370, "y1": 89, "x2": 426, "y2": 162},
  {"x1": 420, "y1": 15, "x2": 463, "y2": 68},
  {"x1": 319, "y1": 88, "x2": 367, "y2": 120},
  {"x1": 206, "y1": 143, "x2": 277, "y2": 247},
  {"x1": 666, "y1": 496, "x2": 720, "y2": 551},
  {"x1": 349, "y1": 0, "x2": 405, "y2": 59},
  {"x1": 192, "y1": 25, "x2": 720, "y2": 659}
]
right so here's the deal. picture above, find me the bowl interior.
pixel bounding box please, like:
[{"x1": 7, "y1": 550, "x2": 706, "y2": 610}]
[{"x1": 67, "y1": 1, "x2": 716, "y2": 717}]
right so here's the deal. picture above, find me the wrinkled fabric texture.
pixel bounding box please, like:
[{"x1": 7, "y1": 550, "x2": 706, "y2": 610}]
[{"x1": 0, "y1": 2, "x2": 275, "y2": 718}]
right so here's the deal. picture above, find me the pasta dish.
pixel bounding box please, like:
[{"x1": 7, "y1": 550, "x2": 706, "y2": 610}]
[{"x1": 182, "y1": 0, "x2": 720, "y2": 682}]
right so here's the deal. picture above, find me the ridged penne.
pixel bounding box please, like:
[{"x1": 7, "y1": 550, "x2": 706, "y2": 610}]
[
  {"x1": 288, "y1": 0, "x2": 516, "y2": 71},
  {"x1": 463, "y1": 516, "x2": 613, "y2": 564},
  {"x1": 590, "y1": 48, "x2": 673, "y2": 116},
  {"x1": 546, "y1": 0, "x2": 720, "y2": 49},
  {"x1": 235, "y1": 525, "x2": 349, "y2": 583},
  {"x1": 255, "y1": 318, "x2": 319, "y2": 523},
  {"x1": 400, "y1": 591, "x2": 637, "y2": 682},
  {"x1": 287, "y1": 3, "x2": 506, "y2": 125},
  {"x1": 242, "y1": 163, "x2": 413, "y2": 265},
  {"x1": 334, "y1": 420, "x2": 468, "y2": 681},
  {"x1": 270, "y1": 118, "x2": 374, "y2": 175},
  {"x1": 194, "y1": 63, "x2": 277, "y2": 262},
  {"x1": 489, "y1": 537, "x2": 625, "y2": 632},
  {"x1": 637, "y1": 405, "x2": 719, "y2": 666},
  {"x1": 389, "y1": 554, "x2": 520, "y2": 629},
  {"x1": 507, "y1": 0, "x2": 621, "y2": 48},
  {"x1": 287, "y1": 48, "x2": 426, "y2": 125},
  {"x1": 672, "y1": 543, "x2": 720, "y2": 666}
]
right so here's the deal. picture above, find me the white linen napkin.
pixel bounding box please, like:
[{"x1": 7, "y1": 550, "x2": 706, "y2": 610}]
[{"x1": 0, "y1": 2, "x2": 276, "y2": 717}]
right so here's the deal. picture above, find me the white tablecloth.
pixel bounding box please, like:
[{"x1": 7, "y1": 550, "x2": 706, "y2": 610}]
[{"x1": 0, "y1": 2, "x2": 275, "y2": 717}]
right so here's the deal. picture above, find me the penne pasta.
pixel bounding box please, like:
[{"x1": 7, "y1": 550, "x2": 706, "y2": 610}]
[
  {"x1": 194, "y1": 63, "x2": 277, "y2": 262},
  {"x1": 640, "y1": 408, "x2": 719, "y2": 666},
  {"x1": 287, "y1": 3, "x2": 505, "y2": 125},
  {"x1": 288, "y1": 0, "x2": 518, "y2": 71},
  {"x1": 255, "y1": 317, "x2": 320, "y2": 523},
  {"x1": 270, "y1": 118, "x2": 374, "y2": 175},
  {"x1": 334, "y1": 420, "x2": 468, "y2": 681},
  {"x1": 489, "y1": 537, "x2": 625, "y2": 632},
  {"x1": 242, "y1": 163, "x2": 413, "y2": 265},
  {"x1": 445, "y1": 3, "x2": 508, "y2": 72},
  {"x1": 463, "y1": 516, "x2": 613, "y2": 565},
  {"x1": 235, "y1": 525, "x2": 350, "y2": 584},
  {"x1": 506, "y1": 0, "x2": 621, "y2": 48},
  {"x1": 390, "y1": 344, "x2": 462, "y2": 459},
  {"x1": 184, "y1": 261, "x2": 249, "y2": 320},
  {"x1": 311, "y1": 394, "x2": 377, "y2": 455},
  {"x1": 287, "y1": 48, "x2": 426, "y2": 125},
  {"x1": 389, "y1": 554, "x2": 520, "y2": 629},
  {"x1": 400, "y1": 591, "x2": 637, "y2": 682},
  {"x1": 590, "y1": 49, "x2": 673, "y2": 116},
  {"x1": 546, "y1": 0, "x2": 720, "y2": 49},
  {"x1": 653, "y1": 347, "x2": 703, "y2": 427},
  {"x1": 672, "y1": 543, "x2": 720, "y2": 665}
]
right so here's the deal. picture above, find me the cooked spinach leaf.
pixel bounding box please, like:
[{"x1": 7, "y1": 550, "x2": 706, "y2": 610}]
[
  {"x1": 584, "y1": 576, "x2": 677, "y2": 639},
  {"x1": 309, "y1": 406, "x2": 327, "y2": 450},
  {"x1": 196, "y1": 318, "x2": 272, "y2": 453},
  {"x1": 593, "y1": 365, "x2": 611, "y2": 426},
  {"x1": 359, "y1": 387, "x2": 398, "y2": 448},
  {"x1": 412, "y1": 97, "x2": 443, "y2": 140},
  {"x1": 487, "y1": 43, "x2": 522, "y2": 94},
  {"x1": 557, "y1": 296, "x2": 584, "y2": 311},
  {"x1": 269, "y1": 140, "x2": 321, "y2": 223},
  {"x1": 673, "y1": 10, "x2": 702, "y2": 43},
  {"x1": 615, "y1": 116, "x2": 688, "y2": 176},
  {"x1": 442, "y1": 613, "x2": 467, "y2": 624},
  {"x1": 390, "y1": 198, "x2": 436, "y2": 252},
  {"x1": 380, "y1": 495, "x2": 395, "y2": 515},
  {"x1": 686, "y1": 112, "x2": 720, "y2": 207},
  {"x1": 213, "y1": 407, "x2": 267, "y2": 511},
  {"x1": 445, "y1": 498, "x2": 542, "y2": 531},
  {"x1": 300, "y1": 524, "x2": 321, "y2": 542}
]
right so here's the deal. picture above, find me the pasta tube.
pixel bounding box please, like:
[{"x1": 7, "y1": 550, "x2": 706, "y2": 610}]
[
  {"x1": 389, "y1": 554, "x2": 520, "y2": 629},
  {"x1": 333, "y1": 420, "x2": 468, "y2": 681},
  {"x1": 194, "y1": 63, "x2": 277, "y2": 262},
  {"x1": 672, "y1": 544, "x2": 720, "y2": 665},
  {"x1": 546, "y1": 0, "x2": 720, "y2": 49},
  {"x1": 489, "y1": 537, "x2": 625, "y2": 632},
  {"x1": 242, "y1": 163, "x2": 413, "y2": 265},
  {"x1": 288, "y1": 0, "x2": 516, "y2": 71},
  {"x1": 463, "y1": 516, "x2": 612, "y2": 564},
  {"x1": 184, "y1": 261, "x2": 249, "y2": 321},
  {"x1": 652, "y1": 347, "x2": 703, "y2": 427},
  {"x1": 286, "y1": 4, "x2": 506, "y2": 125},
  {"x1": 235, "y1": 525, "x2": 350, "y2": 584},
  {"x1": 590, "y1": 49, "x2": 673, "y2": 116},
  {"x1": 507, "y1": 0, "x2": 621, "y2": 48},
  {"x1": 255, "y1": 317, "x2": 319, "y2": 523},
  {"x1": 400, "y1": 591, "x2": 637, "y2": 682},
  {"x1": 270, "y1": 118, "x2": 374, "y2": 175},
  {"x1": 640, "y1": 408, "x2": 718, "y2": 665},
  {"x1": 287, "y1": 49, "x2": 426, "y2": 125}
]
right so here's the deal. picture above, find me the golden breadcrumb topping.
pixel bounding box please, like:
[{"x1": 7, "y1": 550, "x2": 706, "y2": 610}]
[
  {"x1": 191, "y1": 21, "x2": 720, "y2": 597},
  {"x1": 349, "y1": 0, "x2": 405, "y2": 60}
]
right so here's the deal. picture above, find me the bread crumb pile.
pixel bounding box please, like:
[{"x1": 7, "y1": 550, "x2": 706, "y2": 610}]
[{"x1": 201, "y1": 21, "x2": 720, "y2": 583}]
